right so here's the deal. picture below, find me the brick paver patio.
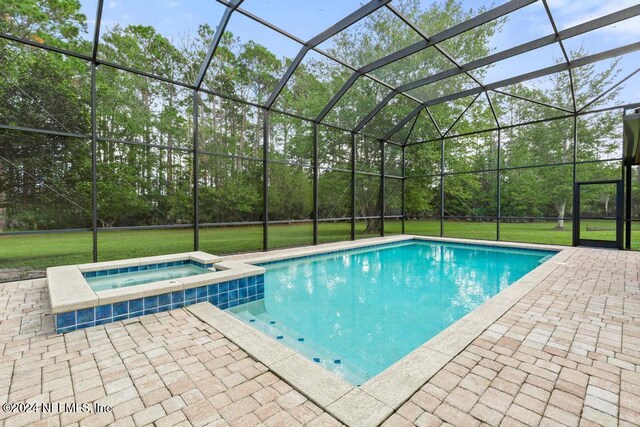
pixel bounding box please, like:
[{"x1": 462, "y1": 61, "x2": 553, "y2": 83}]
[
  {"x1": 385, "y1": 248, "x2": 640, "y2": 427},
  {"x1": 0, "y1": 246, "x2": 638, "y2": 426},
  {"x1": 0, "y1": 279, "x2": 339, "y2": 426}
]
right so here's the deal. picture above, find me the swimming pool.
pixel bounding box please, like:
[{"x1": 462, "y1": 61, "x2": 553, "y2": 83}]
[{"x1": 228, "y1": 240, "x2": 556, "y2": 384}]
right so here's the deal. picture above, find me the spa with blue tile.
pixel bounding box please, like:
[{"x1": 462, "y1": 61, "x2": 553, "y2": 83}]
[{"x1": 55, "y1": 274, "x2": 264, "y2": 333}]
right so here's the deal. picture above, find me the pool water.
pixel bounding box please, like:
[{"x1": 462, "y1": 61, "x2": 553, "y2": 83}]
[
  {"x1": 87, "y1": 264, "x2": 211, "y2": 291},
  {"x1": 228, "y1": 241, "x2": 555, "y2": 384}
]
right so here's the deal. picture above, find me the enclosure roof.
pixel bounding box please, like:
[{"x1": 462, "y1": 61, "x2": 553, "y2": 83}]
[{"x1": 3, "y1": 0, "x2": 640, "y2": 144}]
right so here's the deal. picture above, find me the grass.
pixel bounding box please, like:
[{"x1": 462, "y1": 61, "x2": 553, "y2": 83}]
[
  {"x1": 0, "y1": 219, "x2": 632, "y2": 280},
  {"x1": 0, "y1": 223, "x2": 375, "y2": 271}
]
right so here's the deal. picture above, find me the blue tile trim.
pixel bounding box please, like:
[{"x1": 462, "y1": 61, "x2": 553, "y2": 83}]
[
  {"x1": 196, "y1": 287, "x2": 207, "y2": 299},
  {"x1": 158, "y1": 293, "x2": 171, "y2": 307},
  {"x1": 95, "y1": 304, "x2": 112, "y2": 320},
  {"x1": 56, "y1": 312, "x2": 75, "y2": 330},
  {"x1": 185, "y1": 288, "x2": 197, "y2": 302},
  {"x1": 113, "y1": 301, "x2": 128, "y2": 316},
  {"x1": 55, "y1": 273, "x2": 265, "y2": 334},
  {"x1": 77, "y1": 308, "x2": 94, "y2": 324},
  {"x1": 129, "y1": 298, "x2": 143, "y2": 312},
  {"x1": 255, "y1": 238, "x2": 558, "y2": 266},
  {"x1": 81, "y1": 259, "x2": 215, "y2": 279},
  {"x1": 144, "y1": 296, "x2": 158, "y2": 310}
]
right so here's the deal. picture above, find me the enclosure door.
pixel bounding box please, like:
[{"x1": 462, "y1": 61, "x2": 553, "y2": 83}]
[{"x1": 573, "y1": 180, "x2": 623, "y2": 249}]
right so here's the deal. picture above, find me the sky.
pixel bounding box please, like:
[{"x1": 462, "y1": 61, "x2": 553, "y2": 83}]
[{"x1": 78, "y1": 0, "x2": 640, "y2": 108}]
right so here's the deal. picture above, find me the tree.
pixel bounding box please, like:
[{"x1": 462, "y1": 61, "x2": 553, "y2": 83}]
[
  {"x1": 0, "y1": 0, "x2": 89, "y2": 52},
  {"x1": 0, "y1": 0, "x2": 630, "y2": 245},
  {"x1": 0, "y1": 0, "x2": 91, "y2": 231},
  {"x1": 312, "y1": 0, "x2": 500, "y2": 231},
  {"x1": 494, "y1": 51, "x2": 621, "y2": 230}
]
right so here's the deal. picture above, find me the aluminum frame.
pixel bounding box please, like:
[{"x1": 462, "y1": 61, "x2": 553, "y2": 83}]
[{"x1": 0, "y1": 0, "x2": 639, "y2": 268}]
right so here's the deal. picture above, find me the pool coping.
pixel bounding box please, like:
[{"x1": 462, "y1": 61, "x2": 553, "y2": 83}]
[
  {"x1": 47, "y1": 251, "x2": 265, "y2": 314},
  {"x1": 186, "y1": 235, "x2": 573, "y2": 427}
]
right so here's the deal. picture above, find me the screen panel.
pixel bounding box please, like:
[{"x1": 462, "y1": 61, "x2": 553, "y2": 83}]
[
  {"x1": 1, "y1": 40, "x2": 91, "y2": 134},
  {"x1": 0, "y1": 130, "x2": 93, "y2": 279},
  {"x1": 199, "y1": 155, "x2": 263, "y2": 224}
]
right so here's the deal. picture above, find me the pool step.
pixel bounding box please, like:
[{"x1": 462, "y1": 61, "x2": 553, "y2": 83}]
[
  {"x1": 538, "y1": 254, "x2": 554, "y2": 263},
  {"x1": 228, "y1": 305, "x2": 370, "y2": 385}
]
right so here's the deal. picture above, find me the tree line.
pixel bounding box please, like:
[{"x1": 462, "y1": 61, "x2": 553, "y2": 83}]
[{"x1": 0, "y1": 0, "x2": 629, "y2": 234}]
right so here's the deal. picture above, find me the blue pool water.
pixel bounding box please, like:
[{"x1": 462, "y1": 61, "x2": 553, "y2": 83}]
[
  {"x1": 228, "y1": 241, "x2": 555, "y2": 384},
  {"x1": 87, "y1": 264, "x2": 211, "y2": 291}
]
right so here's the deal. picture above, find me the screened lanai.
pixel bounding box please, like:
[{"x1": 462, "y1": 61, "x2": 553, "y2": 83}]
[{"x1": 1, "y1": 0, "x2": 640, "y2": 282}]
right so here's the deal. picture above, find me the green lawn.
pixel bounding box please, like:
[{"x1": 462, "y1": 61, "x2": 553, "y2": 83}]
[
  {"x1": 0, "y1": 222, "x2": 378, "y2": 271},
  {"x1": 0, "y1": 219, "x2": 633, "y2": 281}
]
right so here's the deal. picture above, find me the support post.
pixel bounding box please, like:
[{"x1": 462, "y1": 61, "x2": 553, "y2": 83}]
[
  {"x1": 193, "y1": 92, "x2": 200, "y2": 250},
  {"x1": 313, "y1": 123, "x2": 319, "y2": 245},
  {"x1": 351, "y1": 133, "x2": 356, "y2": 240},
  {"x1": 496, "y1": 130, "x2": 501, "y2": 241},
  {"x1": 617, "y1": 179, "x2": 624, "y2": 250},
  {"x1": 572, "y1": 182, "x2": 580, "y2": 247},
  {"x1": 263, "y1": 112, "x2": 269, "y2": 251},
  {"x1": 402, "y1": 144, "x2": 406, "y2": 234},
  {"x1": 440, "y1": 138, "x2": 445, "y2": 237},
  {"x1": 91, "y1": 0, "x2": 104, "y2": 262},
  {"x1": 380, "y1": 140, "x2": 385, "y2": 237},
  {"x1": 572, "y1": 114, "x2": 578, "y2": 246},
  {"x1": 91, "y1": 63, "x2": 98, "y2": 262},
  {"x1": 625, "y1": 164, "x2": 632, "y2": 249}
]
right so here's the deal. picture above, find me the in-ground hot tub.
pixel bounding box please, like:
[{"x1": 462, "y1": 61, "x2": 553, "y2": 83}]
[
  {"x1": 84, "y1": 259, "x2": 215, "y2": 291},
  {"x1": 47, "y1": 251, "x2": 265, "y2": 333}
]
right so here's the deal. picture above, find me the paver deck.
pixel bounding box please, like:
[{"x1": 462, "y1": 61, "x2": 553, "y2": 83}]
[{"x1": 0, "y1": 244, "x2": 639, "y2": 426}]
